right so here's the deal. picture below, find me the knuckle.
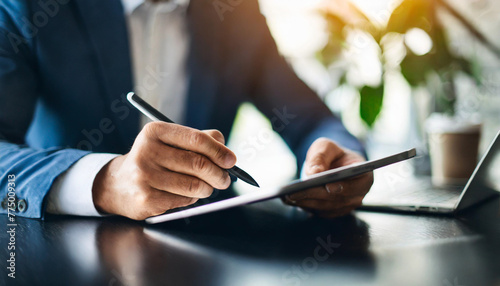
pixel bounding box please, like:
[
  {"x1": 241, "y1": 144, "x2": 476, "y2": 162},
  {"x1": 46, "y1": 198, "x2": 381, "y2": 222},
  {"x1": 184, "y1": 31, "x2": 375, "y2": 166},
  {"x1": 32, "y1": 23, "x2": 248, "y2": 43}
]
[
  {"x1": 189, "y1": 131, "x2": 207, "y2": 147},
  {"x1": 143, "y1": 122, "x2": 160, "y2": 138},
  {"x1": 186, "y1": 178, "x2": 213, "y2": 198},
  {"x1": 310, "y1": 153, "x2": 327, "y2": 165},
  {"x1": 212, "y1": 145, "x2": 227, "y2": 164},
  {"x1": 142, "y1": 122, "x2": 171, "y2": 144},
  {"x1": 178, "y1": 197, "x2": 198, "y2": 208},
  {"x1": 218, "y1": 171, "x2": 230, "y2": 189},
  {"x1": 192, "y1": 154, "x2": 209, "y2": 172},
  {"x1": 188, "y1": 178, "x2": 202, "y2": 195},
  {"x1": 214, "y1": 129, "x2": 224, "y2": 138},
  {"x1": 211, "y1": 130, "x2": 225, "y2": 144}
]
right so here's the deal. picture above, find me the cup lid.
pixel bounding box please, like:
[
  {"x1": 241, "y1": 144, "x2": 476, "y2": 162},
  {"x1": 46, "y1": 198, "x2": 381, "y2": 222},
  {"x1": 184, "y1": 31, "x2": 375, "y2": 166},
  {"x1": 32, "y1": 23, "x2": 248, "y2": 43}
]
[{"x1": 425, "y1": 113, "x2": 481, "y2": 134}]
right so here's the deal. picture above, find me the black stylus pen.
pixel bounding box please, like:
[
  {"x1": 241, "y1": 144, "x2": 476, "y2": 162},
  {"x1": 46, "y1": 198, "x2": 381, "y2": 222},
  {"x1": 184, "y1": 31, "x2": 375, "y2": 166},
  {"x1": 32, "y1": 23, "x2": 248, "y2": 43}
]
[{"x1": 127, "y1": 92, "x2": 260, "y2": 188}]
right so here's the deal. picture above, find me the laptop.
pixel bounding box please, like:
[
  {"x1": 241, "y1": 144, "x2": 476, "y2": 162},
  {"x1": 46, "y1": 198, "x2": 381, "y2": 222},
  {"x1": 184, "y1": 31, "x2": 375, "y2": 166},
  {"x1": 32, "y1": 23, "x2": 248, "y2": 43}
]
[{"x1": 361, "y1": 130, "x2": 500, "y2": 214}]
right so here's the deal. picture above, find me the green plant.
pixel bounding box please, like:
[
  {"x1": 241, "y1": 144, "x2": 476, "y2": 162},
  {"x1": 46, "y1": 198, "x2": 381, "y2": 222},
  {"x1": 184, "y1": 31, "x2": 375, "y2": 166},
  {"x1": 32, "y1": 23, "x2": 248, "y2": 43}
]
[{"x1": 318, "y1": 0, "x2": 494, "y2": 128}]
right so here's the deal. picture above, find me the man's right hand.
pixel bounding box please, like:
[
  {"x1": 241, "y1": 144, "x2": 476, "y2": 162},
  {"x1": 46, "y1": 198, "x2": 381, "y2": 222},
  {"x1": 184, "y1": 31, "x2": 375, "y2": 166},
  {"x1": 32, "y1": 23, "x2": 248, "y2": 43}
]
[{"x1": 92, "y1": 122, "x2": 237, "y2": 220}]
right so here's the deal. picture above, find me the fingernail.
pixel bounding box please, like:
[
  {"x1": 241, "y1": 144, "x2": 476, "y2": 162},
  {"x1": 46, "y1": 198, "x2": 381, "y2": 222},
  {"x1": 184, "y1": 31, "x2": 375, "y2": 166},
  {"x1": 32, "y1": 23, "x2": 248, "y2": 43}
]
[
  {"x1": 325, "y1": 185, "x2": 331, "y2": 193},
  {"x1": 338, "y1": 184, "x2": 344, "y2": 193},
  {"x1": 334, "y1": 184, "x2": 344, "y2": 193},
  {"x1": 325, "y1": 184, "x2": 342, "y2": 194}
]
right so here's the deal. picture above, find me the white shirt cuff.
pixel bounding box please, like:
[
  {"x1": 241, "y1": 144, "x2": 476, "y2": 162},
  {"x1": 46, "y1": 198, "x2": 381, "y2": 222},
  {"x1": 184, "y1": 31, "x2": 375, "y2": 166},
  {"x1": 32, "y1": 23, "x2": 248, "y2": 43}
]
[{"x1": 46, "y1": 153, "x2": 119, "y2": 216}]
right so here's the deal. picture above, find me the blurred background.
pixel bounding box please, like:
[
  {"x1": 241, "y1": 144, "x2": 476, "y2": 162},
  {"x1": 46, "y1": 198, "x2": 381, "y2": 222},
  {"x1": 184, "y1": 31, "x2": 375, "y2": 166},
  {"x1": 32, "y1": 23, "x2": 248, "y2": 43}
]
[{"x1": 228, "y1": 0, "x2": 500, "y2": 193}]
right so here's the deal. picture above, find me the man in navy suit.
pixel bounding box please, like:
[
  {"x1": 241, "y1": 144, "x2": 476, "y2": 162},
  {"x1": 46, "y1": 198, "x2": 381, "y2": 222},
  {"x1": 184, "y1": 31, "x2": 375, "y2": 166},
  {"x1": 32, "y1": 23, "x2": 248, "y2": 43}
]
[{"x1": 0, "y1": 0, "x2": 372, "y2": 220}]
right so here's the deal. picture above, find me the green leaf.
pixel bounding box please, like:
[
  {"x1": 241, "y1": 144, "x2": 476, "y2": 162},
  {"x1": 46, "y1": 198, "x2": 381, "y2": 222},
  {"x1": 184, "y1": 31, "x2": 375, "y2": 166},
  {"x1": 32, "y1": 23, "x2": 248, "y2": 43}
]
[
  {"x1": 428, "y1": 26, "x2": 455, "y2": 71},
  {"x1": 400, "y1": 51, "x2": 432, "y2": 86},
  {"x1": 359, "y1": 85, "x2": 384, "y2": 128},
  {"x1": 455, "y1": 57, "x2": 482, "y2": 85}
]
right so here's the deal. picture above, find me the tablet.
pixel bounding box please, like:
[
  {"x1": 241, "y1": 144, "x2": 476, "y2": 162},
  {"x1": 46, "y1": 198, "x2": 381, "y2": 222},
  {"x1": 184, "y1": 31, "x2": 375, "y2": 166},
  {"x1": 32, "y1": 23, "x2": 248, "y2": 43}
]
[{"x1": 146, "y1": 148, "x2": 417, "y2": 224}]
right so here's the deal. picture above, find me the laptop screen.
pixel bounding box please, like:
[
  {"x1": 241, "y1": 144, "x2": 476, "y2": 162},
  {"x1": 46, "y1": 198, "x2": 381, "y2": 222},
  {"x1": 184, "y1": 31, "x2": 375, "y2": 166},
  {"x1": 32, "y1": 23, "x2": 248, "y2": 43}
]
[{"x1": 457, "y1": 130, "x2": 500, "y2": 210}]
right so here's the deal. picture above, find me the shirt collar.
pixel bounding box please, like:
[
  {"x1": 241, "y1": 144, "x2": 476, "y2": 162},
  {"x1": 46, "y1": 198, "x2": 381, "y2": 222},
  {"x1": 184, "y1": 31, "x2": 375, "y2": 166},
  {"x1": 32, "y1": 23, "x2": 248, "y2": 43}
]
[{"x1": 121, "y1": 0, "x2": 190, "y2": 15}]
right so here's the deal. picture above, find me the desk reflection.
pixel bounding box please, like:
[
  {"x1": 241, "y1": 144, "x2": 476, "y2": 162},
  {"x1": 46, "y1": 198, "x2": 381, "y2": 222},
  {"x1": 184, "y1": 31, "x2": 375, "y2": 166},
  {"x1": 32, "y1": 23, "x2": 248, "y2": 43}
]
[
  {"x1": 93, "y1": 208, "x2": 375, "y2": 286},
  {"x1": 96, "y1": 221, "x2": 222, "y2": 286}
]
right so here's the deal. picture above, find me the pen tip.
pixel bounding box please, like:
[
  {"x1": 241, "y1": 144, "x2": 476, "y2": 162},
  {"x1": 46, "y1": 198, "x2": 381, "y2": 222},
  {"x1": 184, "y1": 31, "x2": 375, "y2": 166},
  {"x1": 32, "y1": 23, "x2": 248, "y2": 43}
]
[
  {"x1": 229, "y1": 166, "x2": 260, "y2": 188},
  {"x1": 246, "y1": 177, "x2": 260, "y2": 188}
]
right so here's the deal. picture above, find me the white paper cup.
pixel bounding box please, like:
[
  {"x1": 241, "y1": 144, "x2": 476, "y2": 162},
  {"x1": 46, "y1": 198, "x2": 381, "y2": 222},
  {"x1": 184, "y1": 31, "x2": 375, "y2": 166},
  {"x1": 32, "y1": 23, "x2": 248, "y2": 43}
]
[{"x1": 426, "y1": 114, "x2": 481, "y2": 187}]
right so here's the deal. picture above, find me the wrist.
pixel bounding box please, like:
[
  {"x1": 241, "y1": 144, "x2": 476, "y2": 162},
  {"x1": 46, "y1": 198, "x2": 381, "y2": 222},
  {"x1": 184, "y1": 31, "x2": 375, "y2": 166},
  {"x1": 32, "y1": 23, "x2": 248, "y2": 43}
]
[{"x1": 92, "y1": 155, "x2": 125, "y2": 214}]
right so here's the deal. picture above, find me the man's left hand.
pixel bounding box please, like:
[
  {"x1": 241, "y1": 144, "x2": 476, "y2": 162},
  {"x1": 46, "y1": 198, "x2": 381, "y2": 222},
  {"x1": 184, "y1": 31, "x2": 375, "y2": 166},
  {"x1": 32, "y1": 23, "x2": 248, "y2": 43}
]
[{"x1": 282, "y1": 138, "x2": 373, "y2": 218}]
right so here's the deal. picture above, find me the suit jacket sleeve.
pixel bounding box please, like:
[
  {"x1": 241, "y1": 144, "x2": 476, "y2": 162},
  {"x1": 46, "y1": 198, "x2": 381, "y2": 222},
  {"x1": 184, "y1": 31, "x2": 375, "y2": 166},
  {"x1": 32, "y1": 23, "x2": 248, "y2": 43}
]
[
  {"x1": 248, "y1": 6, "x2": 366, "y2": 171},
  {"x1": 0, "y1": 10, "x2": 89, "y2": 219}
]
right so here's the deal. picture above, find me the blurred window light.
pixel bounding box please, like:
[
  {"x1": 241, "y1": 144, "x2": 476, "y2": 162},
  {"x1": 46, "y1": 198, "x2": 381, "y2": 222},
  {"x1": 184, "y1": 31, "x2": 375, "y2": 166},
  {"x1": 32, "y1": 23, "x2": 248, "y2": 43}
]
[
  {"x1": 344, "y1": 30, "x2": 383, "y2": 88},
  {"x1": 349, "y1": 0, "x2": 401, "y2": 26},
  {"x1": 404, "y1": 28, "x2": 433, "y2": 56},
  {"x1": 381, "y1": 33, "x2": 406, "y2": 70},
  {"x1": 259, "y1": 0, "x2": 326, "y2": 58}
]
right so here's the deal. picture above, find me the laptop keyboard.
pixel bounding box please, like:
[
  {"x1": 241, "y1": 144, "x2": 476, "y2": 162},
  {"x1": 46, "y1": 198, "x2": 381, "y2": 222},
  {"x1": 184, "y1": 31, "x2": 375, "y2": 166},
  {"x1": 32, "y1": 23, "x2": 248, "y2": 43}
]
[
  {"x1": 392, "y1": 187, "x2": 460, "y2": 205},
  {"x1": 364, "y1": 178, "x2": 463, "y2": 207}
]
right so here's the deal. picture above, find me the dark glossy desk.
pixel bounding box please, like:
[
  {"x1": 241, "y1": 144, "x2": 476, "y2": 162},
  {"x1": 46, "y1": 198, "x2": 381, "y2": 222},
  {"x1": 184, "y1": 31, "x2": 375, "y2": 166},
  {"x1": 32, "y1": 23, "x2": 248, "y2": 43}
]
[{"x1": 1, "y1": 197, "x2": 499, "y2": 286}]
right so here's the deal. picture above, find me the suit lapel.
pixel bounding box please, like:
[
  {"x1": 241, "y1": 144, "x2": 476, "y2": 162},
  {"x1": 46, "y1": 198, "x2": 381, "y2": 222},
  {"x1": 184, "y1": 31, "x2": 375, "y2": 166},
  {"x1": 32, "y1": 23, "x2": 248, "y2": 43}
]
[
  {"x1": 73, "y1": 0, "x2": 139, "y2": 150},
  {"x1": 73, "y1": 0, "x2": 220, "y2": 140}
]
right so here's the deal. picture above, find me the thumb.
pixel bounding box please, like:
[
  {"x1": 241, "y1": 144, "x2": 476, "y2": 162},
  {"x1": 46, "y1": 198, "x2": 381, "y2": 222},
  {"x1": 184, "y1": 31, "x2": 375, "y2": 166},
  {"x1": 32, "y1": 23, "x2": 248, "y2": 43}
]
[
  {"x1": 304, "y1": 138, "x2": 345, "y2": 176},
  {"x1": 202, "y1": 129, "x2": 225, "y2": 145}
]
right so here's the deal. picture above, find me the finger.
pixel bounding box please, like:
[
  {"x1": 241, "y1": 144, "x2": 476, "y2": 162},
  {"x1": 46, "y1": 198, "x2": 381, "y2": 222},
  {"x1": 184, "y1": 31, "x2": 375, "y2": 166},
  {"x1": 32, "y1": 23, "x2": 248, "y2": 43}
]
[
  {"x1": 202, "y1": 129, "x2": 225, "y2": 144},
  {"x1": 288, "y1": 172, "x2": 373, "y2": 202},
  {"x1": 135, "y1": 131, "x2": 231, "y2": 190},
  {"x1": 143, "y1": 122, "x2": 237, "y2": 169},
  {"x1": 287, "y1": 184, "x2": 342, "y2": 202},
  {"x1": 304, "y1": 138, "x2": 345, "y2": 176},
  {"x1": 282, "y1": 195, "x2": 298, "y2": 206},
  {"x1": 144, "y1": 165, "x2": 215, "y2": 199},
  {"x1": 142, "y1": 187, "x2": 199, "y2": 218},
  {"x1": 147, "y1": 141, "x2": 231, "y2": 190}
]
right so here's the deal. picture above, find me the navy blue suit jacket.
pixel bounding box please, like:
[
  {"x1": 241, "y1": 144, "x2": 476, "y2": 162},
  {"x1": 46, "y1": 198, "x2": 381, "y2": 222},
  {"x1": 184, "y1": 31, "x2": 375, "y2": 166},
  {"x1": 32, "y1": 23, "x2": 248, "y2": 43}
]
[{"x1": 0, "y1": 0, "x2": 364, "y2": 218}]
